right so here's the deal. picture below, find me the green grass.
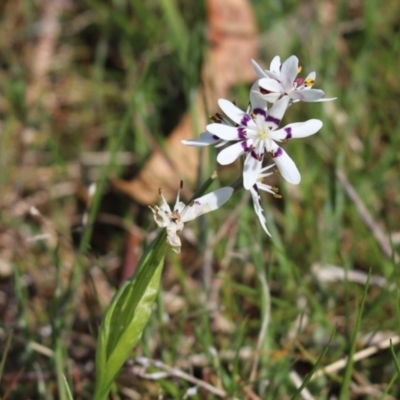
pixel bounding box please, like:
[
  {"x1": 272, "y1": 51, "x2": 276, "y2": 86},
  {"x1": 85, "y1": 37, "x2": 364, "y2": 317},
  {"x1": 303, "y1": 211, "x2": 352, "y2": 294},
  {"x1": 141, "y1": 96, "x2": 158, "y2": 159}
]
[{"x1": 1, "y1": 0, "x2": 400, "y2": 398}]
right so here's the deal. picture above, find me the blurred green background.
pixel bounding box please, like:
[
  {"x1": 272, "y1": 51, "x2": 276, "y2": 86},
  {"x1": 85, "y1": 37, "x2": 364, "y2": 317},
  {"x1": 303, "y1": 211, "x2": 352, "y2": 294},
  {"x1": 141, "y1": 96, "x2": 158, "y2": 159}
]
[{"x1": 1, "y1": 0, "x2": 400, "y2": 398}]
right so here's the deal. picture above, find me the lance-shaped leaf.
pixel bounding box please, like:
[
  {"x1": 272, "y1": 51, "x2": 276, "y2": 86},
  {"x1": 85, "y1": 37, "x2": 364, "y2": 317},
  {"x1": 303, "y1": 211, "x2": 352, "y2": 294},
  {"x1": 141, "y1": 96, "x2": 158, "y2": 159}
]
[{"x1": 94, "y1": 230, "x2": 167, "y2": 400}]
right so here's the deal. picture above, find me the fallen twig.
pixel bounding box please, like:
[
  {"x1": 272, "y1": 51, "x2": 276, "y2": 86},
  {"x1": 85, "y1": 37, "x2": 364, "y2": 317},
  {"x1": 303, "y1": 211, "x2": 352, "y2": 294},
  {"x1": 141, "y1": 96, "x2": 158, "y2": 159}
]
[
  {"x1": 311, "y1": 335, "x2": 400, "y2": 380},
  {"x1": 134, "y1": 357, "x2": 232, "y2": 398}
]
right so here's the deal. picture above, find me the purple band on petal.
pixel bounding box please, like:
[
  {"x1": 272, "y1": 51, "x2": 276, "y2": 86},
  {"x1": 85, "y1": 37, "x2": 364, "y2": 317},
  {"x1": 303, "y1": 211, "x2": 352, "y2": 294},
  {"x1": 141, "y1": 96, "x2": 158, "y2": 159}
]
[
  {"x1": 238, "y1": 128, "x2": 246, "y2": 139},
  {"x1": 212, "y1": 134, "x2": 219, "y2": 140},
  {"x1": 272, "y1": 147, "x2": 283, "y2": 158},
  {"x1": 284, "y1": 127, "x2": 292, "y2": 139},
  {"x1": 241, "y1": 140, "x2": 250, "y2": 152},
  {"x1": 253, "y1": 108, "x2": 267, "y2": 117},
  {"x1": 266, "y1": 115, "x2": 280, "y2": 125},
  {"x1": 194, "y1": 200, "x2": 201, "y2": 205},
  {"x1": 241, "y1": 114, "x2": 251, "y2": 126},
  {"x1": 251, "y1": 151, "x2": 264, "y2": 161}
]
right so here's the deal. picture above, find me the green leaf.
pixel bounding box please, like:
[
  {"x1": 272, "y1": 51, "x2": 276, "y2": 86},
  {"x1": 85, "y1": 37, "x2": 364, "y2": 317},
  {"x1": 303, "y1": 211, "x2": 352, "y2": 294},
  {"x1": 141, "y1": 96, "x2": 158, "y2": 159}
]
[
  {"x1": 62, "y1": 375, "x2": 74, "y2": 400},
  {"x1": 339, "y1": 272, "x2": 370, "y2": 400},
  {"x1": 94, "y1": 230, "x2": 167, "y2": 400},
  {"x1": 291, "y1": 327, "x2": 336, "y2": 400}
]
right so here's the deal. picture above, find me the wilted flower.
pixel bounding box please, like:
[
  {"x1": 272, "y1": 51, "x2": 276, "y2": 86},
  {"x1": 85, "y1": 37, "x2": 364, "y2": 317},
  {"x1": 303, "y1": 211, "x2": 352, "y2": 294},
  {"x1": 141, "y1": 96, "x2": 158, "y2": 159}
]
[{"x1": 149, "y1": 183, "x2": 234, "y2": 253}]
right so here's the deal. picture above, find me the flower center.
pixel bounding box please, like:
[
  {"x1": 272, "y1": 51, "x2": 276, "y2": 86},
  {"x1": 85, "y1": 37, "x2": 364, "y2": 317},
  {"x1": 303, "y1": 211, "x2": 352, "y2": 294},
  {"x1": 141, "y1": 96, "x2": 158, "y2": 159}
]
[
  {"x1": 171, "y1": 210, "x2": 181, "y2": 223},
  {"x1": 257, "y1": 128, "x2": 270, "y2": 140}
]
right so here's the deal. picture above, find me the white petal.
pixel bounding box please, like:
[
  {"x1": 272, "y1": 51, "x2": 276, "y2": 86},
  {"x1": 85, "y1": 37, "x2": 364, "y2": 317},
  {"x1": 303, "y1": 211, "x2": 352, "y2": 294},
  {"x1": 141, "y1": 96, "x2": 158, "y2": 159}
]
[
  {"x1": 181, "y1": 132, "x2": 220, "y2": 147},
  {"x1": 181, "y1": 187, "x2": 234, "y2": 222},
  {"x1": 206, "y1": 123, "x2": 243, "y2": 141},
  {"x1": 150, "y1": 206, "x2": 171, "y2": 228},
  {"x1": 272, "y1": 147, "x2": 301, "y2": 184},
  {"x1": 314, "y1": 96, "x2": 337, "y2": 102},
  {"x1": 159, "y1": 192, "x2": 171, "y2": 214},
  {"x1": 243, "y1": 151, "x2": 262, "y2": 189},
  {"x1": 272, "y1": 119, "x2": 323, "y2": 140},
  {"x1": 257, "y1": 182, "x2": 275, "y2": 194},
  {"x1": 265, "y1": 96, "x2": 290, "y2": 128},
  {"x1": 251, "y1": 59, "x2": 267, "y2": 79},
  {"x1": 174, "y1": 201, "x2": 186, "y2": 214},
  {"x1": 250, "y1": 82, "x2": 268, "y2": 110},
  {"x1": 263, "y1": 70, "x2": 280, "y2": 80},
  {"x1": 260, "y1": 163, "x2": 275, "y2": 174},
  {"x1": 280, "y1": 55, "x2": 298, "y2": 92},
  {"x1": 270, "y1": 55, "x2": 281, "y2": 75},
  {"x1": 173, "y1": 183, "x2": 183, "y2": 211},
  {"x1": 250, "y1": 187, "x2": 271, "y2": 236},
  {"x1": 166, "y1": 226, "x2": 182, "y2": 254},
  {"x1": 218, "y1": 99, "x2": 250, "y2": 126},
  {"x1": 252, "y1": 90, "x2": 281, "y2": 104},
  {"x1": 258, "y1": 78, "x2": 282, "y2": 93},
  {"x1": 291, "y1": 89, "x2": 325, "y2": 102},
  {"x1": 215, "y1": 140, "x2": 229, "y2": 148},
  {"x1": 305, "y1": 71, "x2": 316, "y2": 81},
  {"x1": 217, "y1": 140, "x2": 250, "y2": 165}
]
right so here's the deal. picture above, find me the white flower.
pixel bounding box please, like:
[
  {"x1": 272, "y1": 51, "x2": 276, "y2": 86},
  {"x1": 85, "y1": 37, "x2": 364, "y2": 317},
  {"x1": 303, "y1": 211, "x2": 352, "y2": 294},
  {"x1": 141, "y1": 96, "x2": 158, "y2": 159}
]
[
  {"x1": 251, "y1": 56, "x2": 336, "y2": 105},
  {"x1": 249, "y1": 164, "x2": 281, "y2": 236},
  {"x1": 206, "y1": 97, "x2": 323, "y2": 189},
  {"x1": 149, "y1": 183, "x2": 234, "y2": 253}
]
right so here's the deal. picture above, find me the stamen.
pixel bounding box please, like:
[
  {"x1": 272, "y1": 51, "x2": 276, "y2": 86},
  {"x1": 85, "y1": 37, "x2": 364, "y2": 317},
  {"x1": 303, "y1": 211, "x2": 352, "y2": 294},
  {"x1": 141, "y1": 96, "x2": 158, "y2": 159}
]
[
  {"x1": 158, "y1": 188, "x2": 162, "y2": 195},
  {"x1": 211, "y1": 113, "x2": 223, "y2": 123},
  {"x1": 274, "y1": 194, "x2": 282, "y2": 199},
  {"x1": 304, "y1": 78, "x2": 315, "y2": 87},
  {"x1": 298, "y1": 65, "x2": 302, "y2": 73}
]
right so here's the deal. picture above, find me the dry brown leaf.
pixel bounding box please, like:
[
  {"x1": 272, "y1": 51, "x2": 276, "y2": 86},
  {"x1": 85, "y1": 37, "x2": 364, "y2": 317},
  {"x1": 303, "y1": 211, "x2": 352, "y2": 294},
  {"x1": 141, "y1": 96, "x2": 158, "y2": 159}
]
[{"x1": 113, "y1": 0, "x2": 258, "y2": 204}]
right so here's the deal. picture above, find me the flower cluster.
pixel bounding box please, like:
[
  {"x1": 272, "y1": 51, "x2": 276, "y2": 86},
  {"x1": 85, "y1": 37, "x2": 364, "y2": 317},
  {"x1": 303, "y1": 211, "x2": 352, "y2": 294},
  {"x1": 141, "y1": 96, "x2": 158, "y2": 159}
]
[{"x1": 150, "y1": 55, "x2": 334, "y2": 251}]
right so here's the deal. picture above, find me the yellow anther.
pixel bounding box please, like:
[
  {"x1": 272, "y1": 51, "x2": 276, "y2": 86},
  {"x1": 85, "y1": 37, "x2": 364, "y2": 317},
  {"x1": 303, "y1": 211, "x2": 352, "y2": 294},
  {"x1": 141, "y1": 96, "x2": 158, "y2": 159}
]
[
  {"x1": 298, "y1": 66, "x2": 302, "y2": 73},
  {"x1": 282, "y1": 139, "x2": 289, "y2": 144},
  {"x1": 272, "y1": 187, "x2": 279, "y2": 193},
  {"x1": 274, "y1": 194, "x2": 282, "y2": 199},
  {"x1": 304, "y1": 78, "x2": 315, "y2": 87}
]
